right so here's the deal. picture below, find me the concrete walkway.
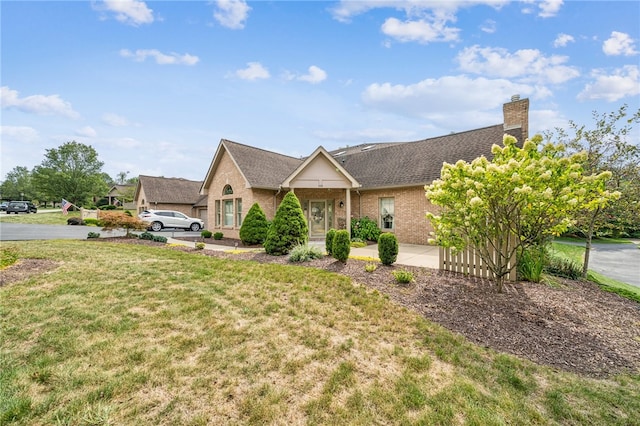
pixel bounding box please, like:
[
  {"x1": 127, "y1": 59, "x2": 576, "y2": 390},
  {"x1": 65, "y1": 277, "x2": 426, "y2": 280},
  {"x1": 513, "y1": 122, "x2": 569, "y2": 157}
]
[{"x1": 166, "y1": 237, "x2": 440, "y2": 269}]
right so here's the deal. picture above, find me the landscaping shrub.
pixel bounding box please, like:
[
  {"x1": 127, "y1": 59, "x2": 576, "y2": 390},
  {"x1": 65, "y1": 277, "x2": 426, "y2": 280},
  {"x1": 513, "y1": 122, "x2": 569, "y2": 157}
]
[
  {"x1": 545, "y1": 255, "x2": 582, "y2": 280},
  {"x1": 378, "y1": 232, "x2": 399, "y2": 265},
  {"x1": 83, "y1": 218, "x2": 100, "y2": 226},
  {"x1": 364, "y1": 263, "x2": 377, "y2": 273},
  {"x1": 66, "y1": 217, "x2": 84, "y2": 226},
  {"x1": 332, "y1": 230, "x2": 351, "y2": 263},
  {"x1": 289, "y1": 244, "x2": 324, "y2": 263},
  {"x1": 518, "y1": 245, "x2": 547, "y2": 282},
  {"x1": 100, "y1": 204, "x2": 116, "y2": 210},
  {"x1": 325, "y1": 228, "x2": 337, "y2": 256},
  {"x1": 350, "y1": 240, "x2": 366, "y2": 248},
  {"x1": 195, "y1": 242, "x2": 205, "y2": 250},
  {"x1": 213, "y1": 232, "x2": 223, "y2": 240},
  {"x1": 87, "y1": 232, "x2": 100, "y2": 239},
  {"x1": 152, "y1": 235, "x2": 167, "y2": 243},
  {"x1": 239, "y1": 202, "x2": 269, "y2": 245},
  {"x1": 264, "y1": 191, "x2": 308, "y2": 256},
  {"x1": 138, "y1": 232, "x2": 155, "y2": 241},
  {"x1": 392, "y1": 269, "x2": 414, "y2": 284},
  {"x1": 351, "y1": 216, "x2": 381, "y2": 242},
  {"x1": 201, "y1": 230, "x2": 213, "y2": 238}
]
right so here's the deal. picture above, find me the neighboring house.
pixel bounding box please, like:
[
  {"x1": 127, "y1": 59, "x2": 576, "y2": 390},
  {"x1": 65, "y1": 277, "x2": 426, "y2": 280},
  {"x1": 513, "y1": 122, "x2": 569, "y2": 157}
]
[
  {"x1": 199, "y1": 96, "x2": 529, "y2": 245},
  {"x1": 106, "y1": 184, "x2": 135, "y2": 210},
  {"x1": 134, "y1": 175, "x2": 207, "y2": 225}
]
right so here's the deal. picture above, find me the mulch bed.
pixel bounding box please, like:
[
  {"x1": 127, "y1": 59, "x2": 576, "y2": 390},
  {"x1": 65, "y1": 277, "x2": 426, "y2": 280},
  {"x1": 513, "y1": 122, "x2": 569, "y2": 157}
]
[{"x1": 4, "y1": 236, "x2": 640, "y2": 379}]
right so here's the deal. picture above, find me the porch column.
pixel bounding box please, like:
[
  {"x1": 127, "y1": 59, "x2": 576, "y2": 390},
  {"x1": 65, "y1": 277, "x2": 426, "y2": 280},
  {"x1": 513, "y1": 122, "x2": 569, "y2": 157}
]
[{"x1": 345, "y1": 188, "x2": 351, "y2": 235}]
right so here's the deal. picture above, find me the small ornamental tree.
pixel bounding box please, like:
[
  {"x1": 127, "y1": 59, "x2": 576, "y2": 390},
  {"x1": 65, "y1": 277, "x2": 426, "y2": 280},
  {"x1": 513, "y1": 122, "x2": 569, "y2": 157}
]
[
  {"x1": 98, "y1": 211, "x2": 148, "y2": 237},
  {"x1": 264, "y1": 191, "x2": 308, "y2": 256},
  {"x1": 425, "y1": 134, "x2": 618, "y2": 293},
  {"x1": 239, "y1": 202, "x2": 269, "y2": 245},
  {"x1": 378, "y1": 232, "x2": 399, "y2": 265},
  {"x1": 332, "y1": 230, "x2": 351, "y2": 263}
]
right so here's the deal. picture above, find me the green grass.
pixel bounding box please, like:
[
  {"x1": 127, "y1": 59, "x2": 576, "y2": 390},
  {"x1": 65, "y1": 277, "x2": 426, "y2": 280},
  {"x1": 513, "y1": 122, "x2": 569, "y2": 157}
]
[
  {"x1": 1, "y1": 240, "x2": 639, "y2": 425},
  {"x1": 0, "y1": 211, "x2": 81, "y2": 225},
  {"x1": 551, "y1": 241, "x2": 640, "y2": 303}
]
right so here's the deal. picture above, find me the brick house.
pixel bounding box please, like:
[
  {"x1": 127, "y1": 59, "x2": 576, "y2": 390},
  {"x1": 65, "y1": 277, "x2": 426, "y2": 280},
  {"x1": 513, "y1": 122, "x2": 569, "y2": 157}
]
[
  {"x1": 200, "y1": 96, "x2": 529, "y2": 245},
  {"x1": 134, "y1": 175, "x2": 207, "y2": 222}
]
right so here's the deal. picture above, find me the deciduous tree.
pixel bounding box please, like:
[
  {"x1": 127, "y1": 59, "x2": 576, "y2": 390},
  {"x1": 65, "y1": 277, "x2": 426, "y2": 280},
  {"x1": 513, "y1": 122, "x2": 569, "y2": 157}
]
[
  {"x1": 31, "y1": 141, "x2": 108, "y2": 206},
  {"x1": 425, "y1": 135, "x2": 618, "y2": 292}
]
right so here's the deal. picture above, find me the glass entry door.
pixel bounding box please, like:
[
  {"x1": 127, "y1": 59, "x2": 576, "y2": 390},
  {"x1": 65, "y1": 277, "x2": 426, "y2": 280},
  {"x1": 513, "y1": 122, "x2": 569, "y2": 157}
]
[{"x1": 309, "y1": 200, "x2": 326, "y2": 238}]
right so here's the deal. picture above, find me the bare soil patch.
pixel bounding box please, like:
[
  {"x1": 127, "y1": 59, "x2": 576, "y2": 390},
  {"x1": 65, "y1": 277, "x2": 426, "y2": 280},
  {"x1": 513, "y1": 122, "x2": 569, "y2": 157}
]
[{"x1": 4, "y1": 236, "x2": 640, "y2": 378}]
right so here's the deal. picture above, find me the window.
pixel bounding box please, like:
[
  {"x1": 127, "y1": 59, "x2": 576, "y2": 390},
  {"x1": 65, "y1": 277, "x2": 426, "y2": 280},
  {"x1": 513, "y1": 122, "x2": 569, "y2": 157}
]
[
  {"x1": 236, "y1": 198, "x2": 242, "y2": 226},
  {"x1": 223, "y1": 185, "x2": 233, "y2": 195},
  {"x1": 379, "y1": 197, "x2": 394, "y2": 230},
  {"x1": 215, "y1": 200, "x2": 221, "y2": 226},
  {"x1": 224, "y1": 200, "x2": 234, "y2": 226}
]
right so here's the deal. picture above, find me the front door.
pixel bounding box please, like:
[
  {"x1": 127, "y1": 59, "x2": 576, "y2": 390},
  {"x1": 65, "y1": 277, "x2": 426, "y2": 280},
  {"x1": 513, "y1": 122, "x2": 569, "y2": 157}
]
[{"x1": 309, "y1": 200, "x2": 326, "y2": 238}]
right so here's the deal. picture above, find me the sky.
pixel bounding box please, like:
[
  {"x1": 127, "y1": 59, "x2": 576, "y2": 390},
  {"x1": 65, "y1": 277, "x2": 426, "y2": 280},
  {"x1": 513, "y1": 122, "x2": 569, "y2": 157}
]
[{"x1": 1, "y1": 0, "x2": 639, "y2": 183}]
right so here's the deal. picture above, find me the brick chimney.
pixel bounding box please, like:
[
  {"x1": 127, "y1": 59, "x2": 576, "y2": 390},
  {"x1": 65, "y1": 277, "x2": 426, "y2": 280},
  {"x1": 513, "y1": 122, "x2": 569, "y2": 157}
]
[{"x1": 503, "y1": 94, "x2": 529, "y2": 141}]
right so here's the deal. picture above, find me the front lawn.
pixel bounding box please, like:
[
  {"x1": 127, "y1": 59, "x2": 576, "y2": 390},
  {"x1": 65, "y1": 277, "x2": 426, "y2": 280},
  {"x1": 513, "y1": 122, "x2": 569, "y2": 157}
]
[{"x1": 1, "y1": 240, "x2": 639, "y2": 425}]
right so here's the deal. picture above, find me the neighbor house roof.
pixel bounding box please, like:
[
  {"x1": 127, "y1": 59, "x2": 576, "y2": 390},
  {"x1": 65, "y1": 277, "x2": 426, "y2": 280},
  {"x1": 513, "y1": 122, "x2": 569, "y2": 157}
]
[
  {"x1": 334, "y1": 124, "x2": 523, "y2": 189},
  {"x1": 135, "y1": 175, "x2": 203, "y2": 204},
  {"x1": 107, "y1": 184, "x2": 134, "y2": 196}
]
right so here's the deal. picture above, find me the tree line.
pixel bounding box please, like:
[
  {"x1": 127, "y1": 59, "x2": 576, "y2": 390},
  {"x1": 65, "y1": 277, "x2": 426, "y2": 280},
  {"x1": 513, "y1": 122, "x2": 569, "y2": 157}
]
[{"x1": 0, "y1": 141, "x2": 137, "y2": 208}]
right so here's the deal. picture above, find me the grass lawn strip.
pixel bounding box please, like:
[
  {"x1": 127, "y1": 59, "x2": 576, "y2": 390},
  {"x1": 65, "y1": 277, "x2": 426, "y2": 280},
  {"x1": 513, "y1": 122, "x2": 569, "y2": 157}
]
[{"x1": 1, "y1": 240, "x2": 639, "y2": 425}]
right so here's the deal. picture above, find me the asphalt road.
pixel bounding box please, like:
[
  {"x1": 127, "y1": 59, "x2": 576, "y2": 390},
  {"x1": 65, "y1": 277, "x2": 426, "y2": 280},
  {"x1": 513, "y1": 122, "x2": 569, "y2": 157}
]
[{"x1": 583, "y1": 241, "x2": 640, "y2": 287}]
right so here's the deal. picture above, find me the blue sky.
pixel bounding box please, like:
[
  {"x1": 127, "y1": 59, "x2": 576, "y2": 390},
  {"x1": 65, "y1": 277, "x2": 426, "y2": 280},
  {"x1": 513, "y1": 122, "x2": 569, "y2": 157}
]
[{"x1": 2, "y1": 0, "x2": 639, "y2": 182}]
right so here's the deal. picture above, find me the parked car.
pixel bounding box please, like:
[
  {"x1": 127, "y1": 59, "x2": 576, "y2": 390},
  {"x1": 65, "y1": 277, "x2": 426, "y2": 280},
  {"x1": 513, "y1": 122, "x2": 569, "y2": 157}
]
[
  {"x1": 6, "y1": 201, "x2": 37, "y2": 214},
  {"x1": 138, "y1": 210, "x2": 204, "y2": 232},
  {"x1": 0, "y1": 202, "x2": 8, "y2": 211}
]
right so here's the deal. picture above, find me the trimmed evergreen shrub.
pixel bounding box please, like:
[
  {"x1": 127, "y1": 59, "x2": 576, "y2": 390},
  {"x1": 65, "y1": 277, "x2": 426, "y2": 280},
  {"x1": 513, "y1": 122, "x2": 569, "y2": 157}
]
[
  {"x1": 351, "y1": 216, "x2": 381, "y2": 242},
  {"x1": 83, "y1": 218, "x2": 100, "y2": 226},
  {"x1": 378, "y1": 232, "x2": 398, "y2": 265},
  {"x1": 152, "y1": 235, "x2": 167, "y2": 243},
  {"x1": 325, "y1": 228, "x2": 337, "y2": 256},
  {"x1": 139, "y1": 231, "x2": 154, "y2": 240},
  {"x1": 289, "y1": 244, "x2": 324, "y2": 262},
  {"x1": 87, "y1": 232, "x2": 100, "y2": 239},
  {"x1": 213, "y1": 232, "x2": 223, "y2": 240},
  {"x1": 264, "y1": 192, "x2": 308, "y2": 256},
  {"x1": 201, "y1": 230, "x2": 213, "y2": 238},
  {"x1": 239, "y1": 203, "x2": 269, "y2": 245},
  {"x1": 66, "y1": 217, "x2": 84, "y2": 226},
  {"x1": 332, "y1": 229, "x2": 351, "y2": 263}
]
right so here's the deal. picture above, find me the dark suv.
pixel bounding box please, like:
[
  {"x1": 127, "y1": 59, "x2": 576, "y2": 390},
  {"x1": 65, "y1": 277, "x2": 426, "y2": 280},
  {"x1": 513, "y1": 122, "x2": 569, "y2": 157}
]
[{"x1": 6, "y1": 201, "x2": 38, "y2": 214}]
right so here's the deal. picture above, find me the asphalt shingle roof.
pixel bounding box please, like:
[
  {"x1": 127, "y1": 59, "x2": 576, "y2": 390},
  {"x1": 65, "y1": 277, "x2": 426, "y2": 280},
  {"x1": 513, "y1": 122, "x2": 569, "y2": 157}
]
[
  {"x1": 333, "y1": 124, "x2": 522, "y2": 189},
  {"x1": 221, "y1": 139, "x2": 303, "y2": 189},
  {"x1": 138, "y1": 175, "x2": 204, "y2": 204}
]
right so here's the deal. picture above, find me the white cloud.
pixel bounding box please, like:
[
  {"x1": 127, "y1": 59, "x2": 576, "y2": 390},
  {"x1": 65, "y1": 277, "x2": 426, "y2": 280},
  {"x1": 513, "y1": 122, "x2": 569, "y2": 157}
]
[
  {"x1": 75, "y1": 126, "x2": 97, "y2": 138},
  {"x1": 361, "y1": 74, "x2": 535, "y2": 129},
  {"x1": 456, "y1": 45, "x2": 580, "y2": 84},
  {"x1": 0, "y1": 86, "x2": 80, "y2": 119},
  {"x1": 100, "y1": 0, "x2": 154, "y2": 26},
  {"x1": 102, "y1": 113, "x2": 130, "y2": 127},
  {"x1": 297, "y1": 66, "x2": 328, "y2": 84},
  {"x1": 381, "y1": 17, "x2": 460, "y2": 44},
  {"x1": 603, "y1": 31, "x2": 639, "y2": 56},
  {"x1": 522, "y1": 0, "x2": 563, "y2": 18},
  {"x1": 119, "y1": 49, "x2": 199, "y2": 65},
  {"x1": 0, "y1": 125, "x2": 39, "y2": 143},
  {"x1": 578, "y1": 65, "x2": 640, "y2": 102},
  {"x1": 235, "y1": 62, "x2": 270, "y2": 81},
  {"x1": 553, "y1": 33, "x2": 574, "y2": 48},
  {"x1": 480, "y1": 19, "x2": 496, "y2": 34},
  {"x1": 214, "y1": 0, "x2": 251, "y2": 29}
]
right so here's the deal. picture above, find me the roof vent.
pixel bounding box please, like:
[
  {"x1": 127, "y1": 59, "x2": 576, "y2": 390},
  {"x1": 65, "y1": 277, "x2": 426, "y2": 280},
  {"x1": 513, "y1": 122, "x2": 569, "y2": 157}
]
[
  {"x1": 333, "y1": 150, "x2": 346, "y2": 156},
  {"x1": 511, "y1": 94, "x2": 520, "y2": 102},
  {"x1": 361, "y1": 145, "x2": 375, "y2": 151}
]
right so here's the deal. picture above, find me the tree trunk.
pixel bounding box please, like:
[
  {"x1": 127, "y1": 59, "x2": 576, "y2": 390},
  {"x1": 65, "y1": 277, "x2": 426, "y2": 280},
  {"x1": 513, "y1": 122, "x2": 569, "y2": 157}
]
[{"x1": 582, "y1": 207, "x2": 600, "y2": 278}]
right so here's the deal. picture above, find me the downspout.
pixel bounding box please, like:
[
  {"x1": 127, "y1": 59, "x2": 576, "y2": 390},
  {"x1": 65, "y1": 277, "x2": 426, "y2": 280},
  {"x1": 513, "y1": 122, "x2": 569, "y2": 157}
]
[
  {"x1": 273, "y1": 187, "x2": 282, "y2": 216},
  {"x1": 356, "y1": 189, "x2": 361, "y2": 218}
]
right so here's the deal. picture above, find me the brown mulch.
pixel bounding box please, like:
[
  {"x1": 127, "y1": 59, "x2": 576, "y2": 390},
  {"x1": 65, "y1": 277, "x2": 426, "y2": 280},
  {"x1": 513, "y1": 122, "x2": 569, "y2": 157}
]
[{"x1": 3, "y1": 236, "x2": 640, "y2": 379}]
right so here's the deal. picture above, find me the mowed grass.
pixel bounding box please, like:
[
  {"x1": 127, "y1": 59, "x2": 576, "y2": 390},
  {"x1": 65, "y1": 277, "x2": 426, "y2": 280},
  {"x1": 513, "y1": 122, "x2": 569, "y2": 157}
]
[
  {"x1": 1, "y1": 241, "x2": 640, "y2": 425},
  {"x1": 0, "y1": 211, "x2": 82, "y2": 225}
]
